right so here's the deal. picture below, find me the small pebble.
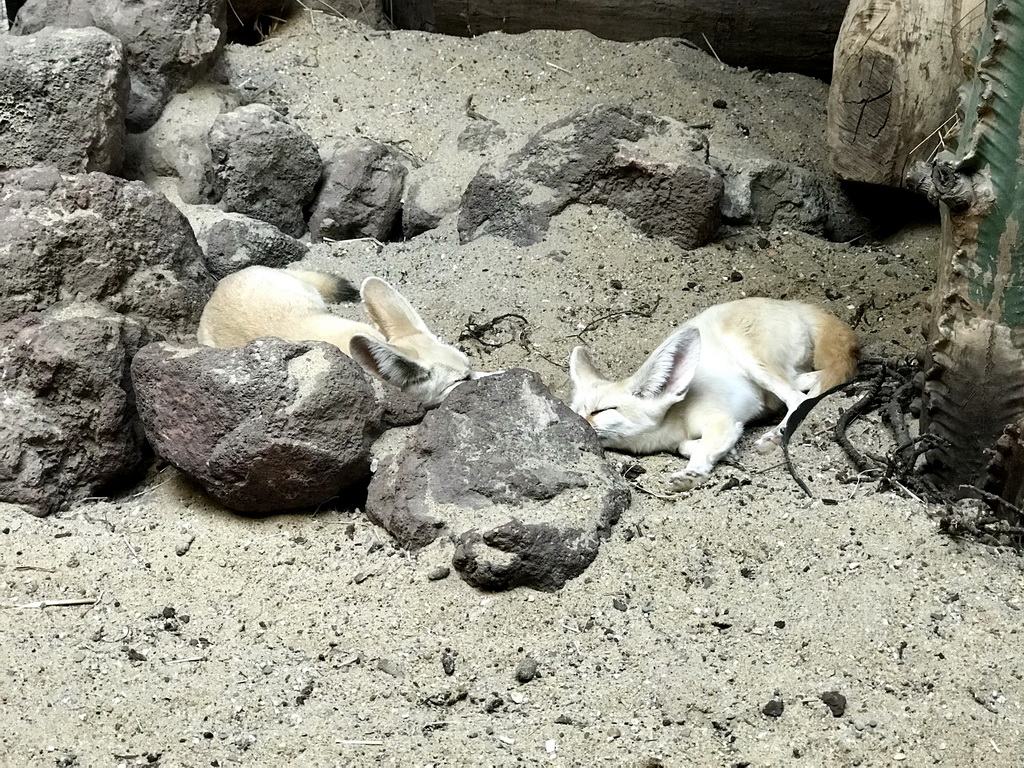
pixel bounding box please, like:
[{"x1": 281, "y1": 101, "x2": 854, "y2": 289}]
[
  {"x1": 762, "y1": 699, "x2": 784, "y2": 718},
  {"x1": 377, "y1": 658, "x2": 405, "y2": 678},
  {"x1": 175, "y1": 534, "x2": 195, "y2": 556},
  {"x1": 515, "y1": 656, "x2": 539, "y2": 683},
  {"x1": 483, "y1": 693, "x2": 504, "y2": 713},
  {"x1": 712, "y1": 98, "x2": 727, "y2": 108},
  {"x1": 427, "y1": 566, "x2": 451, "y2": 581},
  {"x1": 820, "y1": 690, "x2": 847, "y2": 717},
  {"x1": 441, "y1": 648, "x2": 456, "y2": 676},
  {"x1": 612, "y1": 597, "x2": 628, "y2": 612}
]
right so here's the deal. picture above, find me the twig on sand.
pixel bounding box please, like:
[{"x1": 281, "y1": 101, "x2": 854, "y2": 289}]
[
  {"x1": 702, "y1": 34, "x2": 722, "y2": 63},
  {"x1": 13, "y1": 597, "x2": 98, "y2": 609},
  {"x1": 570, "y1": 296, "x2": 661, "y2": 341},
  {"x1": 336, "y1": 738, "x2": 385, "y2": 746}
]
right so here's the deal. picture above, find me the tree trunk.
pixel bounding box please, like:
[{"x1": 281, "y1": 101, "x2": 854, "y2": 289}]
[
  {"x1": 827, "y1": 0, "x2": 984, "y2": 188},
  {"x1": 921, "y1": 0, "x2": 1024, "y2": 508},
  {"x1": 387, "y1": 0, "x2": 849, "y2": 78}
]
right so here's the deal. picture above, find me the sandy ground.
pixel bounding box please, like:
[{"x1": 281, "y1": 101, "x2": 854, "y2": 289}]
[{"x1": 3, "y1": 11, "x2": 1024, "y2": 768}]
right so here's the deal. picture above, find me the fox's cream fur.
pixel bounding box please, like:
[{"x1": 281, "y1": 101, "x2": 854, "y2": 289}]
[
  {"x1": 197, "y1": 265, "x2": 483, "y2": 407},
  {"x1": 568, "y1": 297, "x2": 859, "y2": 491}
]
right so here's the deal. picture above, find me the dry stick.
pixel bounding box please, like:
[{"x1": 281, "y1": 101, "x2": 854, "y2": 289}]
[
  {"x1": 833, "y1": 368, "x2": 887, "y2": 473},
  {"x1": 462, "y1": 313, "x2": 529, "y2": 347},
  {"x1": 701, "y1": 33, "x2": 722, "y2": 63},
  {"x1": 336, "y1": 739, "x2": 385, "y2": 746},
  {"x1": 14, "y1": 597, "x2": 98, "y2": 609},
  {"x1": 571, "y1": 297, "x2": 661, "y2": 341},
  {"x1": 959, "y1": 485, "x2": 1024, "y2": 522}
]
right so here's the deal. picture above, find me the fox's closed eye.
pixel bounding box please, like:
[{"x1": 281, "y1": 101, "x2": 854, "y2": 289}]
[{"x1": 591, "y1": 407, "x2": 616, "y2": 416}]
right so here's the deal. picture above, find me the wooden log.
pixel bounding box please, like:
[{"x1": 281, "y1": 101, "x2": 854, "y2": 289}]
[
  {"x1": 826, "y1": 0, "x2": 985, "y2": 188},
  {"x1": 389, "y1": 0, "x2": 850, "y2": 78}
]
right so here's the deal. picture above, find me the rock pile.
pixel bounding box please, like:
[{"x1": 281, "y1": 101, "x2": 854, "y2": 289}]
[{"x1": 0, "y1": 2, "x2": 866, "y2": 588}]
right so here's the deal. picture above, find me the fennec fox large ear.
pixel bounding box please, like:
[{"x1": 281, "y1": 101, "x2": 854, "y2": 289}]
[
  {"x1": 360, "y1": 277, "x2": 432, "y2": 340},
  {"x1": 569, "y1": 346, "x2": 608, "y2": 387},
  {"x1": 349, "y1": 334, "x2": 429, "y2": 389},
  {"x1": 629, "y1": 327, "x2": 702, "y2": 400}
]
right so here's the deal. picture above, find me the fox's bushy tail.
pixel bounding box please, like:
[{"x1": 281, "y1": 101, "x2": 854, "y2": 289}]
[
  {"x1": 813, "y1": 311, "x2": 859, "y2": 390},
  {"x1": 287, "y1": 269, "x2": 359, "y2": 303}
]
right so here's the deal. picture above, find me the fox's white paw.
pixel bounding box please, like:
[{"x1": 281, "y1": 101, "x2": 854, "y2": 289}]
[
  {"x1": 755, "y1": 430, "x2": 782, "y2": 453},
  {"x1": 669, "y1": 469, "x2": 709, "y2": 493}
]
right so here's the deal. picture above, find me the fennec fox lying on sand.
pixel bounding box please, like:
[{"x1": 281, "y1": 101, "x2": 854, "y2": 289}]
[
  {"x1": 568, "y1": 298, "x2": 858, "y2": 491},
  {"x1": 197, "y1": 265, "x2": 484, "y2": 407}
]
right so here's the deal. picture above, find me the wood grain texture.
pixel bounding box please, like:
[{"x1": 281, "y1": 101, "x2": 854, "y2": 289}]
[
  {"x1": 827, "y1": 0, "x2": 985, "y2": 187},
  {"x1": 390, "y1": 0, "x2": 850, "y2": 77}
]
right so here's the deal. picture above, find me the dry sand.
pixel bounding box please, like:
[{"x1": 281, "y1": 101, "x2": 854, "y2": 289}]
[{"x1": 2, "y1": 11, "x2": 1023, "y2": 768}]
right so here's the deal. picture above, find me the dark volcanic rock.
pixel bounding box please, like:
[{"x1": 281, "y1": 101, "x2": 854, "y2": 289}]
[
  {"x1": 308, "y1": 138, "x2": 406, "y2": 242},
  {"x1": 202, "y1": 103, "x2": 323, "y2": 238},
  {"x1": 12, "y1": 0, "x2": 226, "y2": 131},
  {"x1": 0, "y1": 166, "x2": 214, "y2": 338},
  {"x1": 0, "y1": 302, "x2": 148, "y2": 516},
  {"x1": 458, "y1": 103, "x2": 723, "y2": 249},
  {"x1": 189, "y1": 209, "x2": 309, "y2": 279},
  {"x1": 0, "y1": 26, "x2": 128, "y2": 174},
  {"x1": 366, "y1": 369, "x2": 631, "y2": 591},
  {"x1": 131, "y1": 337, "x2": 381, "y2": 513}
]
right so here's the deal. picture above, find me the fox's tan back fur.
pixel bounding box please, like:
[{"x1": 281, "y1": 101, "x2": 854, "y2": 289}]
[
  {"x1": 197, "y1": 266, "x2": 380, "y2": 351},
  {"x1": 197, "y1": 266, "x2": 484, "y2": 407},
  {"x1": 569, "y1": 297, "x2": 858, "y2": 491}
]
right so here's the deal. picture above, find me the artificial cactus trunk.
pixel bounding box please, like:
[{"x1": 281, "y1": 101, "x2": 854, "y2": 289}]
[{"x1": 921, "y1": 0, "x2": 1024, "y2": 507}]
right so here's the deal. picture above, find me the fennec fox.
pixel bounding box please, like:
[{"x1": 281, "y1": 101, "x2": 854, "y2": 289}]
[
  {"x1": 568, "y1": 298, "x2": 858, "y2": 491},
  {"x1": 197, "y1": 265, "x2": 484, "y2": 407}
]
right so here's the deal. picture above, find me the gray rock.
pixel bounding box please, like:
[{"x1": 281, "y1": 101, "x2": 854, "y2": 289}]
[
  {"x1": 0, "y1": 27, "x2": 128, "y2": 174},
  {"x1": 189, "y1": 209, "x2": 309, "y2": 279},
  {"x1": 12, "y1": 0, "x2": 226, "y2": 131},
  {"x1": 366, "y1": 369, "x2": 631, "y2": 591},
  {"x1": 202, "y1": 104, "x2": 323, "y2": 237},
  {"x1": 123, "y1": 83, "x2": 242, "y2": 203},
  {"x1": 0, "y1": 166, "x2": 214, "y2": 338},
  {"x1": 131, "y1": 337, "x2": 381, "y2": 514},
  {"x1": 712, "y1": 151, "x2": 874, "y2": 242},
  {"x1": 308, "y1": 139, "x2": 406, "y2": 242},
  {"x1": 0, "y1": 302, "x2": 148, "y2": 517},
  {"x1": 458, "y1": 103, "x2": 723, "y2": 249},
  {"x1": 714, "y1": 154, "x2": 829, "y2": 234},
  {"x1": 403, "y1": 118, "x2": 514, "y2": 238}
]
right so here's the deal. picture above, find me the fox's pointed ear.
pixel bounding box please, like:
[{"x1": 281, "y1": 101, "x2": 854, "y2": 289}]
[
  {"x1": 360, "y1": 277, "x2": 432, "y2": 340},
  {"x1": 569, "y1": 346, "x2": 606, "y2": 387},
  {"x1": 349, "y1": 334, "x2": 429, "y2": 389},
  {"x1": 631, "y1": 327, "x2": 701, "y2": 400}
]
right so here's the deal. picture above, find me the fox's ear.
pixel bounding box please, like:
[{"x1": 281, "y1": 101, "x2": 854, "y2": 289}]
[
  {"x1": 349, "y1": 334, "x2": 429, "y2": 389},
  {"x1": 631, "y1": 327, "x2": 701, "y2": 400},
  {"x1": 360, "y1": 277, "x2": 432, "y2": 340},
  {"x1": 569, "y1": 346, "x2": 606, "y2": 387}
]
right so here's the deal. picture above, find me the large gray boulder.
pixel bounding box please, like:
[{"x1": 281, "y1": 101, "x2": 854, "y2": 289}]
[
  {"x1": 0, "y1": 27, "x2": 128, "y2": 174},
  {"x1": 308, "y1": 138, "x2": 406, "y2": 243},
  {"x1": 131, "y1": 338, "x2": 395, "y2": 514},
  {"x1": 366, "y1": 369, "x2": 631, "y2": 591},
  {"x1": 458, "y1": 103, "x2": 723, "y2": 249},
  {"x1": 0, "y1": 303, "x2": 148, "y2": 517},
  {"x1": 12, "y1": 0, "x2": 226, "y2": 131},
  {"x1": 201, "y1": 104, "x2": 323, "y2": 238},
  {"x1": 0, "y1": 166, "x2": 214, "y2": 338}
]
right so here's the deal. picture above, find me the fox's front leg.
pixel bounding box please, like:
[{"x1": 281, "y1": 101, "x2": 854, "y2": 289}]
[{"x1": 669, "y1": 417, "x2": 744, "y2": 492}]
